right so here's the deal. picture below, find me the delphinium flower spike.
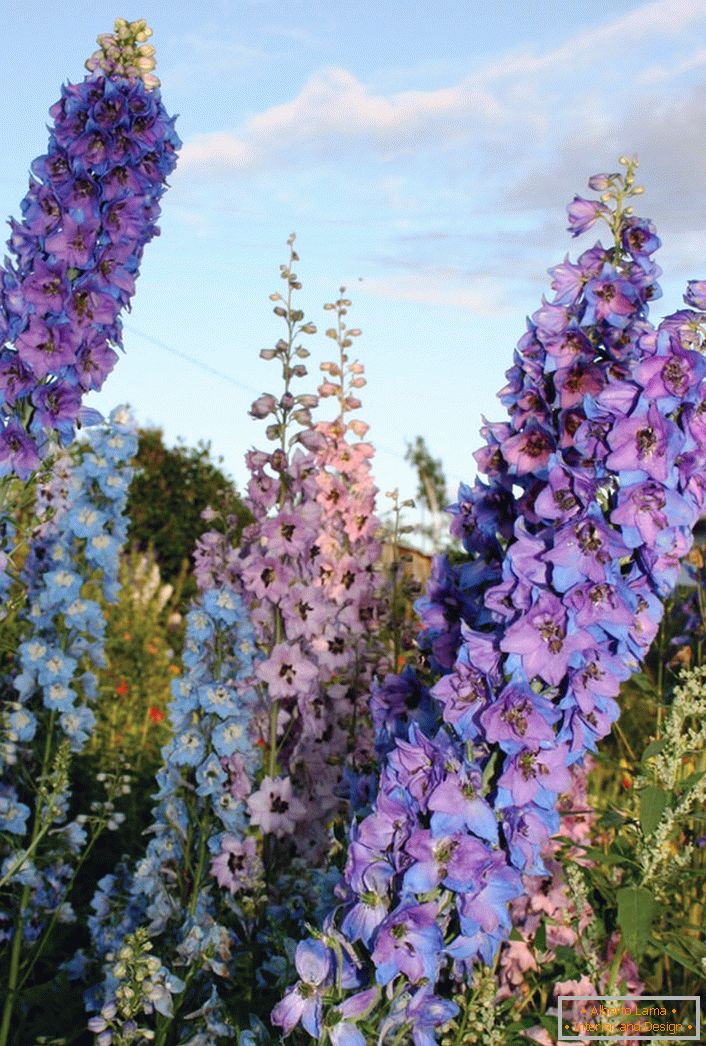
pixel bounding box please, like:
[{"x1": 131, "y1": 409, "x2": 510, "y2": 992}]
[
  {"x1": 87, "y1": 588, "x2": 262, "y2": 1042},
  {"x1": 0, "y1": 18, "x2": 179, "y2": 475},
  {"x1": 276, "y1": 160, "x2": 706, "y2": 1043},
  {"x1": 195, "y1": 241, "x2": 385, "y2": 864},
  {"x1": 0, "y1": 407, "x2": 137, "y2": 1045}
]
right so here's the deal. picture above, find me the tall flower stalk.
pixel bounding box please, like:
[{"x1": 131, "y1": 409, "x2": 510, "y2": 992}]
[
  {"x1": 195, "y1": 239, "x2": 384, "y2": 863},
  {"x1": 275, "y1": 160, "x2": 706, "y2": 1043},
  {"x1": 0, "y1": 18, "x2": 179, "y2": 477},
  {"x1": 87, "y1": 587, "x2": 261, "y2": 1044},
  {"x1": 0, "y1": 407, "x2": 137, "y2": 1046}
]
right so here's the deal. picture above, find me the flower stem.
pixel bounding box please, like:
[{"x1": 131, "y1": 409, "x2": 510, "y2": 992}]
[
  {"x1": 17, "y1": 820, "x2": 105, "y2": 993},
  {"x1": 606, "y1": 939, "x2": 626, "y2": 994},
  {"x1": 0, "y1": 712, "x2": 56, "y2": 1046}
]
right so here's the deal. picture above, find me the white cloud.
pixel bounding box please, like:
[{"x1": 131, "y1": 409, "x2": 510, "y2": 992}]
[
  {"x1": 363, "y1": 270, "x2": 515, "y2": 315},
  {"x1": 177, "y1": 0, "x2": 705, "y2": 178},
  {"x1": 180, "y1": 133, "x2": 258, "y2": 172},
  {"x1": 177, "y1": 65, "x2": 512, "y2": 173},
  {"x1": 507, "y1": 84, "x2": 706, "y2": 238}
]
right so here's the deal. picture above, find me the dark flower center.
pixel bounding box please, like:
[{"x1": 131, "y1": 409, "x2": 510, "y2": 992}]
[
  {"x1": 635, "y1": 485, "x2": 665, "y2": 512},
  {"x1": 662, "y1": 358, "x2": 688, "y2": 395},
  {"x1": 537, "y1": 618, "x2": 564, "y2": 654},
  {"x1": 582, "y1": 661, "x2": 603, "y2": 682},
  {"x1": 278, "y1": 663, "x2": 295, "y2": 683},
  {"x1": 576, "y1": 521, "x2": 603, "y2": 555},
  {"x1": 522, "y1": 431, "x2": 550, "y2": 457},
  {"x1": 589, "y1": 584, "x2": 611, "y2": 605},
  {"x1": 636, "y1": 427, "x2": 657, "y2": 457},
  {"x1": 518, "y1": 752, "x2": 537, "y2": 779},
  {"x1": 501, "y1": 699, "x2": 531, "y2": 736},
  {"x1": 553, "y1": 488, "x2": 577, "y2": 511}
]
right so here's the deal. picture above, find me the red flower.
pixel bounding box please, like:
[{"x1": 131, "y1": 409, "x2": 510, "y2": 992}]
[
  {"x1": 115, "y1": 679, "x2": 129, "y2": 696},
  {"x1": 148, "y1": 705, "x2": 165, "y2": 724}
]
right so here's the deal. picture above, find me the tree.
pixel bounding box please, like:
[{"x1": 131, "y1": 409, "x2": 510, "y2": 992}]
[
  {"x1": 126, "y1": 428, "x2": 251, "y2": 603},
  {"x1": 404, "y1": 435, "x2": 448, "y2": 551}
]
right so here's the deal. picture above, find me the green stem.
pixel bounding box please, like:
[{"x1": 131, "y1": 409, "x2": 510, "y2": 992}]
[
  {"x1": 189, "y1": 817, "x2": 209, "y2": 918},
  {"x1": 614, "y1": 721, "x2": 638, "y2": 764},
  {"x1": 453, "y1": 991, "x2": 472, "y2": 1045},
  {"x1": 0, "y1": 819, "x2": 54, "y2": 892},
  {"x1": 16, "y1": 821, "x2": 105, "y2": 992},
  {"x1": 606, "y1": 939, "x2": 626, "y2": 994},
  {"x1": 0, "y1": 712, "x2": 56, "y2": 1046},
  {"x1": 656, "y1": 618, "x2": 665, "y2": 739},
  {"x1": 153, "y1": 805, "x2": 209, "y2": 1046},
  {"x1": 268, "y1": 608, "x2": 284, "y2": 779}
]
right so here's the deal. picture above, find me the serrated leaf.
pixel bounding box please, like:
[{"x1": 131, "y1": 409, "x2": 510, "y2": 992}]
[
  {"x1": 639, "y1": 785, "x2": 669, "y2": 836},
  {"x1": 617, "y1": 886, "x2": 656, "y2": 958}
]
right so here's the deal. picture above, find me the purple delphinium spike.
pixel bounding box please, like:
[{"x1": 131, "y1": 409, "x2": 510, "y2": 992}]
[
  {"x1": 276, "y1": 158, "x2": 706, "y2": 1043},
  {"x1": 0, "y1": 19, "x2": 179, "y2": 473}
]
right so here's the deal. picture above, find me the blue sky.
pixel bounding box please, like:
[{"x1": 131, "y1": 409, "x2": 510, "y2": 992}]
[{"x1": 0, "y1": 0, "x2": 704, "y2": 524}]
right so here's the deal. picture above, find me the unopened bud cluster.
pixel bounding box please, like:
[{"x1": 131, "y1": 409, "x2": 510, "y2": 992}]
[
  {"x1": 87, "y1": 928, "x2": 182, "y2": 1044},
  {"x1": 85, "y1": 18, "x2": 159, "y2": 89}
]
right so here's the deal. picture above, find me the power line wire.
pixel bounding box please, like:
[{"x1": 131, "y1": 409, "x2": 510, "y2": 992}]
[{"x1": 123, "y1": 323, "x2": 470, "y2": 485}]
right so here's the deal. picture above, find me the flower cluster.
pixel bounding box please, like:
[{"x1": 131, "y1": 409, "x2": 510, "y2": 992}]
[
  {"x1": 1, "y1": 406, "x2": 136, "y2": 784},
  {"x1": 88, "y1": 927, "x2": 185, "y2": 1045},
  {"x1": 499, "y1": 760, "x2": 642, "y2": 1015},
  {"x1": 0, "y1": 408, "x2": 136, "y2": 1039},
  {"x1": 278, "y1": 162, "x2": 706, "y2": 1042},
  {"x1": 88, "y1": 588, "x2": 261, "y2": 1041},
  {"x1": 0, "y1": 19, "x2": 179, "y2": 475},
  {"x1": 195, "y1": 241, "x2": 384, "y2": 861}
]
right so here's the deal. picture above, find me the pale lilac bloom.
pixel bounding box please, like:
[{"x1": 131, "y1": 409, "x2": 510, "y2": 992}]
[
  {"x1": 247, "y1": 775, "x2": 306, "y2": 837},
  {"x1": 255, "y1": 643, "x2": 319, "y2": 699},
  {"x1": 210, "y1": 834, "x2": 261, "y2": 894}
]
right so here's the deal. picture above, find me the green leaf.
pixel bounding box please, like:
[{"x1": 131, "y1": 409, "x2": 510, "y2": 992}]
[
  {"x1": 539, "y1": 1014, "x2": 558, "y2": 1035},
  {"x1": 617, "y1": 886, "x2": 656, "y2": 958},
  {"x1": 582, "y1": 846, "x2": 629, "y2": 865},
  {"x1": 639, "y1": 785, "x2": 669, "y2": 836},
  {"x1": 641, "y1": 737, "x2": 666, "y2": 762},
  {"x1": 680, "y1": 769, "x2": 705, "y2": 794},
  {"x1": 481, "y1": 749, "x2": 499, "y2": 795},
  {"x1": 534, "y1": 920, "x2": 547, "y2": 952},
  {"x1": 658, "y1": 937, "x2": 706, "y2": 977},
  {"x1": 631, "y1": 672, "x2": 655, "y2": 694}
]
